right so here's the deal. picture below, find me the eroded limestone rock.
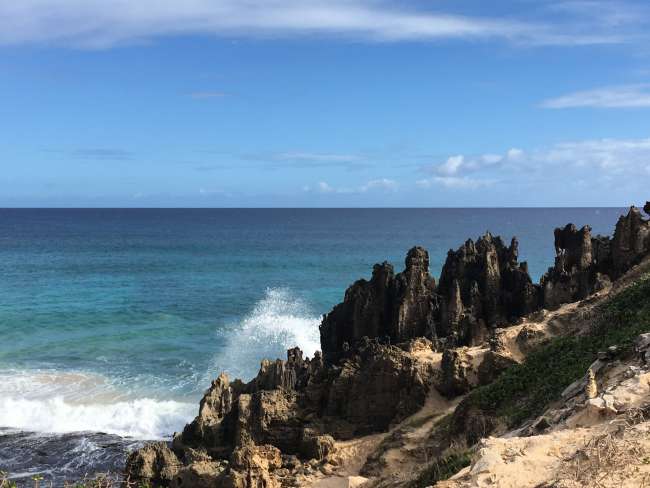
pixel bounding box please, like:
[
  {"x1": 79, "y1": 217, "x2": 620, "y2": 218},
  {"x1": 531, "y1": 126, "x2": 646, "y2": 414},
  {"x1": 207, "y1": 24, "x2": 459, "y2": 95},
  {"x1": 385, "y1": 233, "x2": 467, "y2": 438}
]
[
  {"x1": 438, "y1": 235, "x2": 540, "y2": 342},
  {"x1": 611, "y1": 205, "x2": 650, "y2": 278},
  {"x1": 124, "y1": 442, "x2": 181, "y2": 487},
  {"x1": 320, "y1": 246, "x2": 438, "y2": 364},
  {"x1": 542, "y1": 204, "x2": 650, "y2": 309}
]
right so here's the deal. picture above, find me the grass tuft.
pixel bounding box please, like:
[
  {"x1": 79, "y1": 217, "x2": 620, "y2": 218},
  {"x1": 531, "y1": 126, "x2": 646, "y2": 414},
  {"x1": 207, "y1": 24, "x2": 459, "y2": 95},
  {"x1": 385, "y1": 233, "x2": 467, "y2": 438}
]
[{"x1": 409, "y1": 450, "x2": 472, "y2": 487}]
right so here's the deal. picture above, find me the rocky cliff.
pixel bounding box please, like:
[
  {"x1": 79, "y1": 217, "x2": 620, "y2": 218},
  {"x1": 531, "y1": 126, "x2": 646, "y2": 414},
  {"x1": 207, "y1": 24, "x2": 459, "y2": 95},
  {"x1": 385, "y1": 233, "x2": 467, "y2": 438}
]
[{"x1": 125, "y1": 202, "x2": 650, "y2": 488}]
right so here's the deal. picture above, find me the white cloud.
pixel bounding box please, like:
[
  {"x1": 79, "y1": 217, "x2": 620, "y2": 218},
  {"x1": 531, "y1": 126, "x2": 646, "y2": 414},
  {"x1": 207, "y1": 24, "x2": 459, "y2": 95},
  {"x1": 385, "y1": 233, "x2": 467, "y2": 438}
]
[
  {"x1": 0, "y1": 0, "x2": 639, "y2": 48},
  {"x1": 310, "y1": 178, "x2": 399, "y2": 194},
  {"x1": 317, "y1": 181, "x2": 335, "y2": 193},
  {"x1": 437, "y1": 155, "x2": 465, "y2": 176},
  {"x1": 541, "y1": 84, "x2": 650, "y2": 109},
  {"x1": 542, "y1": 138, "x2": 650, "y2": 171},
  {"x1": 418, "y1": 137, "x2": 650, "y2": 193},
  {"x1": 506, "y1": 148, "x2": 524, "y2": 161},
  {"x1": 418, "y1": 176, "x2": 496, "y2": 189},
  {"x1": 359, "y1": 178, "x2": 398, "y2": 192},
  {"x1": 481, "y1": 154, "x2": 503, "y2": 164}
]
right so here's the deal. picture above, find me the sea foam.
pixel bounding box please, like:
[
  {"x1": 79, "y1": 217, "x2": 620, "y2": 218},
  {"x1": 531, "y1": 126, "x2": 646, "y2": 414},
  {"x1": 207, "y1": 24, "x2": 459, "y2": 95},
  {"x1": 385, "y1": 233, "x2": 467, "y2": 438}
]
[
  {"x1": 0, "y1": 370, "x2": 195, "y2": 439},
  {"x1": 205, "y1": 287, "x2": 321, "y2": 381},
  {"x1": 0, "y1": 288, "x2": 320, "y2": 438}
]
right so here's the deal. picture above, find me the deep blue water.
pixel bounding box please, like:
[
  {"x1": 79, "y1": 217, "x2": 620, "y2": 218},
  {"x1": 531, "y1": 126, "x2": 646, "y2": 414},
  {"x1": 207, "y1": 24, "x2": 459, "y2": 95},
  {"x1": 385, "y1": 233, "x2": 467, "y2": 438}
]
[{"x1": 0, "y1": 208, "x2": 625, "y2": 482}]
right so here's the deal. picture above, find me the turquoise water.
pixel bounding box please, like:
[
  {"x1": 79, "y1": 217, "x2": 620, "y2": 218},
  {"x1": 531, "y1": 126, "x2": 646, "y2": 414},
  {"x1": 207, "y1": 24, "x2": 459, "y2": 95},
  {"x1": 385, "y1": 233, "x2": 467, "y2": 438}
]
[{"x1": 0, "y1": 208, "x2": 624, "y2": 447}]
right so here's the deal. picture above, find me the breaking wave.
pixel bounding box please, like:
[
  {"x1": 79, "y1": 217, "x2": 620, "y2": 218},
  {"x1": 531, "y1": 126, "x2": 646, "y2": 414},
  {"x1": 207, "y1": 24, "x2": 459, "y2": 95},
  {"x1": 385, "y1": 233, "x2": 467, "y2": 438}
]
[
  {"x1": 206, "y1": 287, "x2": 321, "y2": 381},
  {"x1": 0, "y1": 370, "x2": 195, "y2": 439}
]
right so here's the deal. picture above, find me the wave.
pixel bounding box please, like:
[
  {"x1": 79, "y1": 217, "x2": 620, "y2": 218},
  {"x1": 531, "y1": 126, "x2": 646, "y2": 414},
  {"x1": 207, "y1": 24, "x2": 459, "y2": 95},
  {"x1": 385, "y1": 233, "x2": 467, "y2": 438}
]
[
  {"x1": 0, "y1": 288, "x2": 320, "y2": 438},
  {"x1": 206, "y1": 287, "x2": 321, "y2": 381},
  {"x1": 0, "y1": 370, "x2": 195, "y2": 439},
  {"x1": 0, "y1": 396, "x2": 194, "y2": 439}
]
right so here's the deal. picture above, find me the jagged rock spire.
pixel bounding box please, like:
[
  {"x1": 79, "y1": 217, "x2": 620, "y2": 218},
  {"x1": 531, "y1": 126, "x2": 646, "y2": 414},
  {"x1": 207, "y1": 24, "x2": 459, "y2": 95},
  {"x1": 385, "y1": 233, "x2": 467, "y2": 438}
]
[{"x1": 320, "y1": 246, "x2": 437, "y2": 364}]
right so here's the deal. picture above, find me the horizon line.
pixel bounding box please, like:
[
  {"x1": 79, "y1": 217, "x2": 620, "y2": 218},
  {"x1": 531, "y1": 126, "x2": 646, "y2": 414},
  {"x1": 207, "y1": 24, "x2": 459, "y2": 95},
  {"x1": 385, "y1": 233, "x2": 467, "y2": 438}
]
[{"x1": 0, "y1": 206, "x2": 631, "y2": 210}]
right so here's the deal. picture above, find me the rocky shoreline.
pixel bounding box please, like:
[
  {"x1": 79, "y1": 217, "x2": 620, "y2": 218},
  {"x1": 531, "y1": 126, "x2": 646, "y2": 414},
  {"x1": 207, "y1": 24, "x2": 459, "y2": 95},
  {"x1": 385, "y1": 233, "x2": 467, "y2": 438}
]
[{"x1": 125, "y1": 203, "x2": 650, "y2": 488}]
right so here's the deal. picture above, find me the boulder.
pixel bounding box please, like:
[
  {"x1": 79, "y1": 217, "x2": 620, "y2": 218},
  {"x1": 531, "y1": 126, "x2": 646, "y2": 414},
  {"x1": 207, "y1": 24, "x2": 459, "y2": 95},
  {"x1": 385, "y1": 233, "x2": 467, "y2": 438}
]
[
  {"x1": 173, "y1": 460, "x2": 228, "y2": 488},
  {"x1": 175, "y1": 372, "x2": 239, "y2": 459},
  {"x1": 230, "y1": 444, "x2": 282, "y2": 471},
  {"x1": 439, "y1": 348, "x2": 473, "y2": 397},
  {"x1": 635, "y1": 333, "x2": 650, "y2": 362},
  {"x1": 477, "y1": 351, "x2": 518, "y2": 385},
  {"x1": 123, "y1": 442, "x2": 181, "y2": 487},
  {"x1": 299, "y1": 429, "x2": 336, "y2": 460}
]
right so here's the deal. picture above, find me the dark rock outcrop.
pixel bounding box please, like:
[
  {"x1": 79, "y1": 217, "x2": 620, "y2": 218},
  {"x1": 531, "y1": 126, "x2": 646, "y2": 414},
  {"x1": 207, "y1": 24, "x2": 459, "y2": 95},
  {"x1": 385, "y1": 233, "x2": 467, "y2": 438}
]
[
  {"x1": 611, "y1": 205, "x2": 650, "y2": 278},
  {"x1": 124, "y1": 442, "x2": 182, "y2": 487},
  {"x1": 541, "y1": 224, "x2": 600, "y2": 309},
  {"x1": 128, "y1": 343, "x2": 436, "y2": 487},
  {"x1": 320, "y1": 246, "x2": 437, "y2": 364},
  {"x1": 477, "y1": 351, "x2": 518, "y2": 386},
  {"x1": 541, "y1": 204, "x2": 650, "y2": 309},
  {"x1": 437, "y1": 234, "x2": 540, "y2": 345},
  {"x1": 439, "y1": 348, "x2": 473, "y2": 397},
  {"x1": 323, "y1": 339, "x2": 434, "y2": 436},
  {"x1": 321, "y1": 236, "x2": 542, "y2": 364}
]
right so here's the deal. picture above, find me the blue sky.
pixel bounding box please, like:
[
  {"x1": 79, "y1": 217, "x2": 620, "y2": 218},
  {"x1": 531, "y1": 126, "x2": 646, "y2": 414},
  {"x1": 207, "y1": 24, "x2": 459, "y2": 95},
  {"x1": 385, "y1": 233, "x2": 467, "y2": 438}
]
[{"x1": 1, "y1": 0, "x2": 650, "y2": 207}]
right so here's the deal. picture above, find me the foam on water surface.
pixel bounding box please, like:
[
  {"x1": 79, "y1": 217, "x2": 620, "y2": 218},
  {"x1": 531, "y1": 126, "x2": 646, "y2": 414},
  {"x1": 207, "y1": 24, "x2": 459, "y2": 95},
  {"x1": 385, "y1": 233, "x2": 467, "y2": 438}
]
[
  {"x1": 0, "y1": 369, "x2": 195, "y2": 439},
  {"x1": 205, "y1": 287, "x2": 321, "y2": 381}
]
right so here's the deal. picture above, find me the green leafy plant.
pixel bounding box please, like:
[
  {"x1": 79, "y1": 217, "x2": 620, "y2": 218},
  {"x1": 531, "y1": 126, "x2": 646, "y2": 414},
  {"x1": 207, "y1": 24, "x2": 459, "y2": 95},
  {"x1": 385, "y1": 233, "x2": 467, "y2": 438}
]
[
  {"x1": 465, "y1": 274, "x2": 650, "y2": 426},
  {"x1": 0, "y1": 471, "x2": 17, "y2": 488},
  {"x1": 409, "y1": 449, "x2": 472, "y2": 487}
]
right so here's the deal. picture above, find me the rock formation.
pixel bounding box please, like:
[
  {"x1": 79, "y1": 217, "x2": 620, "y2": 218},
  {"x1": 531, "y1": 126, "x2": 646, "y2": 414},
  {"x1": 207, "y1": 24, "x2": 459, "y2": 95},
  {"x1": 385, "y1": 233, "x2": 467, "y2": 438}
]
[
  {"x1": 437, "y1": 234, "x2": 540, "y2": 345},
  {"x1": 542, "y1": 204, "x2": 650, "y2": 309},
  {"x1": 127, "y1": 343, "x2": 436, "y2": 487},
  {"x1": 321, "y1": 236, "x2": 542, "y2": 364},
  {"x1": 125, "y1": 201, "x2": 650, "y2": 488},
  {"x1": 611, "y1": 205, "x2": 650, "y2": 278},
  {"x1": 541, "y1": 224, "x2": 602, "y2": 309},
  {"x1": 320, "y1": 246, "x2": 437, "y2": 364}
]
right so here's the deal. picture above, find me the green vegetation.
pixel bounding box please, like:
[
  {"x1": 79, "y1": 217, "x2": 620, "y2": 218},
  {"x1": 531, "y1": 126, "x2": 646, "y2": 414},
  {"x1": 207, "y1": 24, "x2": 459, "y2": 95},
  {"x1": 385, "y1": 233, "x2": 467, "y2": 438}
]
[
  {"x1": 409, "y1": 450, "x2": 472, "y2": 487},
  {"x1": 411, "y1": 273, "x2": 650, "y2": 487},
  {"x1": 467, "y1": 273, "x2": 650, "y2": 426},
  {"x1": 0, "y1": 471, "x2": 17, "y2": 488},
  {"x1": 0, "y1": 471, "x2": 152, "y2": 488}
]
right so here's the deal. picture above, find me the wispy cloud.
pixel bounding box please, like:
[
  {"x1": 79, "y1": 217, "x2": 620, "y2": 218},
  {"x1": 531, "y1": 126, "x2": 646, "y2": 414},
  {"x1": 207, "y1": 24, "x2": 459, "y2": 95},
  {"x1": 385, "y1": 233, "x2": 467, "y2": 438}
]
[
  {"x1": 541, "y1": 84, "x2": 650, "y2": 108},
  {"x1": 417, "y1": 176, "x2": 496, "y2": 190},
  {"x1": 359, "y1": 178, "x2": 398, "y2": 192},
  {"x1": 189, "y1": 91, "x2": 228, "y2": 99},
  {"x1": 241, "y1": 151, "x2": 369, "y2": 170},
  {"x1": 47, "y1": 148, "x2": 134, "y2": 161},
  {"x1": 0, "y1": 0, "x2": 642, "y2": 48},
  {"x1": 273, "y1": 152, "x2": 361, "y2": 163},
  {"x1": 423, "y1": 151, "x2": 514, "y2": 178},
  {"x1": 306, "y1": 178, "x2": 398, "y2": 194}
]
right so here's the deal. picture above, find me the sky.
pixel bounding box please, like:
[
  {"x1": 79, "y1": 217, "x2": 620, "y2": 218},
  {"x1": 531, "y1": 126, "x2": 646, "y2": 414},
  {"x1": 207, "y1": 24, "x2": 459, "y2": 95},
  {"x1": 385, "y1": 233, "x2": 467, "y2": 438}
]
[{"x1": 1, "y1": 0, "x2": 650, "y2": 207}]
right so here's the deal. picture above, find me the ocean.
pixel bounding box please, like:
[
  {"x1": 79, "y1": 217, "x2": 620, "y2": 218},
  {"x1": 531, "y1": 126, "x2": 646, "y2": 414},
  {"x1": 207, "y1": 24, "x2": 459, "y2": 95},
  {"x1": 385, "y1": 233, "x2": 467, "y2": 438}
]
[{"x1": 0, "y1": 207, "x2": 625, "y2": 483}]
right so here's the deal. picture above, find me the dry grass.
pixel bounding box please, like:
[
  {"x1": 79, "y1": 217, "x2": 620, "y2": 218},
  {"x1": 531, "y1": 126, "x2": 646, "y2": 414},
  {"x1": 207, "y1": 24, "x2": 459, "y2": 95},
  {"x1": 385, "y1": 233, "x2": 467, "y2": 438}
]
[{"x1": 551, "y1": 408, "x2": 650, "y2": 488}]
